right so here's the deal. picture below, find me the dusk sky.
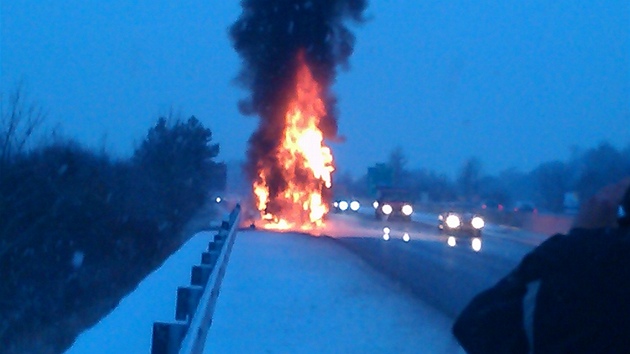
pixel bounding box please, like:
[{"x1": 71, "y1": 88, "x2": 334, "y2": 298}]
[{"x1": 2, "y1": 0, "x2": 629, "y2": 178}]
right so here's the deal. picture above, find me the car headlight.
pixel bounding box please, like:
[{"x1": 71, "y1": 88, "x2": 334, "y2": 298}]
[
  {"x1": 333, "y1": 201, "x2": 339, "y2": 208},
  {"x1": 447, "y1": 236, "x2": 457, "y2": 247},
  {"x1": 350, "y1": 200, "x2": 360, "y2": 211},
  {"x1": 445, "y1": 214, "x2": 461, "y2": 228},
  {"x1": 381, "y1": 204, "x2": 393, "y2": 215},
  {"x1": 471, "y1": 216, "x2": 485, "y2": 229},
  {"x1": 373, "y1": 201, "x2": 379, "y2": 209},
  {"x1": 339, "y1": 201, "x2": 349, "y2": 211},
  {"x1": 471, "y1": 237, "x2": 482, "y2": 252},
  {"x1": 402, "y1": 204, "x2": 413, "y2": 216}
]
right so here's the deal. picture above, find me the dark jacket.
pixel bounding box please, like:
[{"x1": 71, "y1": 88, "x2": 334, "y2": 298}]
[
  {"x1": 523, "y1": 227, "x2": 630, "y2": 353},
  {"x1": 454, "y1": 227, "x2": 630, "y2": 353}
]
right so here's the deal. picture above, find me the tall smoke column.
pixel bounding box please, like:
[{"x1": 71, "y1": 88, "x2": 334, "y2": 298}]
[{"x1": 230, "y1": 0, "x2": 367, "y2": 227}]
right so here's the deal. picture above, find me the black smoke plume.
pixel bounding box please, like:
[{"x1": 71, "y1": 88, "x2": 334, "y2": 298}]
[{"x1": 230, "y1": 0, "x2": 367, "y2": 201}]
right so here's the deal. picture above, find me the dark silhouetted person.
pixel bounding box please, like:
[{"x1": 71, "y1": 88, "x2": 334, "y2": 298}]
[{"x1": 453, "y1": 178, "x2": 630, "y2": 353}]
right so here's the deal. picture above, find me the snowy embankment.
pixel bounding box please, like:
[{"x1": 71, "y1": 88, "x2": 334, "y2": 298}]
[
  {"x1": 67, "y1": 229, "x2": 464, "y2": 353},
  {"x1": 65, "y1": 231, "x2": 216, "y2": 353}
]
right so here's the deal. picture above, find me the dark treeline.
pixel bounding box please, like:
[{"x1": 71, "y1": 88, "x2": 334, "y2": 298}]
[
  {"x1": 337, "y1": 143, "x2": 630, "y2": 214},
  {"x1": 0, "y1": 89, "x2": 226, "y2": 353}
]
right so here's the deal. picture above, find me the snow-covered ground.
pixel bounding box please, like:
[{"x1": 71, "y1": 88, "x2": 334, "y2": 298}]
[
  {"x1": 66, "y1": 228, "x2": 464, "y2": 353},
  {"x1": 65, "y1": 232, "x2": 216, "y2": 354}
]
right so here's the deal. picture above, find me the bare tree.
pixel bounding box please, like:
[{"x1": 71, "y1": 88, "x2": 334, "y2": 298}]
[
  {"x1": 0, "y1": 86, "x2": 46, "y2": 248},
  {"x1": 387, "y1": 146, "x2": 408, "y2": 187},
  {"x1": 531, "y1": 160, "x2": 569, "y2": 212},
  {"x1": 0, "y1": 85, "x2": 46, "y2": 169},
  {"x1": 457, "y1": 157, "x2": 482, "y2": 202}
]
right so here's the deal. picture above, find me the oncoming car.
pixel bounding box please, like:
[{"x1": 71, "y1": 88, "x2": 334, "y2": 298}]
[
  {"x1": 373, "y1": 188, "x2": 414, "y2": 222},
  {"x1": 438, "y1": 211, "x2": 484, "y2": 251},
  {"x1": 333, "y1": 198, "x2": 361, "y2": 213}
]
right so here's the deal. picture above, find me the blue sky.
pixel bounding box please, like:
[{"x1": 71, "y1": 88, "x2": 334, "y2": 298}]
[{"x1": 2, "y1": 0, "x2": 629, "y2": 178}]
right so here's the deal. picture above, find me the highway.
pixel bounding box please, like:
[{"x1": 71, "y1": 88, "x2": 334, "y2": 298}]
[
  {"x1": 321, "y1": 211, "x2": 548, "y2": 319},
  {"x1": 65, "y1": 206, "x2": 554, "y2": 353}
]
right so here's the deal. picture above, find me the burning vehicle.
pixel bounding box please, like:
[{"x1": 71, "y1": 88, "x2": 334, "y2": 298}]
[
  {"x1": 373, "y1": 188, "x2": 414, "y2": 222},
  {"x1": 438, "y1": 211, "x2": 484, "y2": 252},
  {"x1": 230, "y1": 0, "x2": 367, "y2": 231}
]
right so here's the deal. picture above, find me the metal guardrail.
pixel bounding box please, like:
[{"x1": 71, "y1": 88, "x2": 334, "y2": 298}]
[{"x1": 151, "y1": 204, "x2": 241, "y2": 354}]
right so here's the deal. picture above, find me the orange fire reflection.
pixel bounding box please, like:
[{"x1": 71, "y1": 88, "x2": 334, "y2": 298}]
[{"x1": 253, "y1": 53, "x2": 334, "y2": 231}]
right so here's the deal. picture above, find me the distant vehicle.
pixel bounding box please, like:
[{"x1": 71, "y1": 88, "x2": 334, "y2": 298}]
[
  {"x1": 332, "y1": 198, "x2": 361, "y2": 213},
  {"x1": 480, "y1": 200, "x2": 505, "y2": 213},
  {"x1": 513, "y1": 201, "x2": 537, "y2": 213},
  {"x1": 373, "y1": 188, "x2": 414, "y2": 221},
  {"x1": 438, "y1": 210, "x2": 484, "y2": 252}
]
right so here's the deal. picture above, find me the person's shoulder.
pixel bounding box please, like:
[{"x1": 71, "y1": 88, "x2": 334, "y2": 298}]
[
  {"x1": 516, "y1": 229, "x2": 600, "y2": 280},
  {"x1": 517, "y1": 227, "x2": 624, "y2": 281},
  {"x1": 537, "y1": 227, "x2": 626, "y2": 264},
  {"x1": 542, "y1": 227, "x2": 613, "y2": 247}
]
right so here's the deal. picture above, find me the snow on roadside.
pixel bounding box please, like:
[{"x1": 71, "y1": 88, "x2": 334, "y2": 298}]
[
  {"x1": 65, "y1": 231, "x2": 215, "y2": 354},
  {"x1": 204, "y1": 231, "x2": 464, "y2": 354},
  {"x1": 65, "y1": 227, "x2": 464, "y2": 354}
]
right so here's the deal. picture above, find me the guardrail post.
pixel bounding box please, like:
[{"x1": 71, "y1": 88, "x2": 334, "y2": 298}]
[
  {"x1": 201, "y1": 251, "x2": 219, "y2": 265},
  {"x1": 175, "y1": 286, "x2": 204, "y2": 322},
  {"x1": 151, "y1": 322, "x2": 188, "y2": 354},
  {"x1": 191, "y1": 265, "x2": 213, "y2": 287},
  {"x1": 214, "y1": 234, "x2": 226, "y2": 245},
  {"x1": 151, "y1": 204, "x2": 241, "y2": 354},
  {"x1": 208, "y1": 240, "x2": 221, "y2": 251}
]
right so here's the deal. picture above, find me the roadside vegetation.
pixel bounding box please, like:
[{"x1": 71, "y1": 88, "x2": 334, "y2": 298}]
[
  {"x1": 0, "y1": 88, "x2": 226, "y2": 353},
  {"x1": 338, "y1": 143, "x2": 630, "y2": 218}
]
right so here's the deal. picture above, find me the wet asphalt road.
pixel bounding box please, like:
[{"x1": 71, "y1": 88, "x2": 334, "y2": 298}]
[{"x1": 325, "y1": 213, "x2": 541, "y2": 319}]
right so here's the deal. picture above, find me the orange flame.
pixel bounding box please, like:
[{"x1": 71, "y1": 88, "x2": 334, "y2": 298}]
[{"x1": 253, "y1": 54, "x2": 334, "y2": 231}]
